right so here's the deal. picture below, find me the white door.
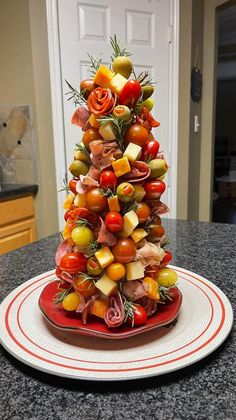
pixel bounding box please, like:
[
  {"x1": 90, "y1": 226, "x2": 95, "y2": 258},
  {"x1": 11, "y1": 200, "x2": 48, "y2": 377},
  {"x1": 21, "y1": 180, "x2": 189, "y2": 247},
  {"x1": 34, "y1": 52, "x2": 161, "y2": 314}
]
[{"x1": 47, "y1": 0, "x2": 179, "y2": 228}]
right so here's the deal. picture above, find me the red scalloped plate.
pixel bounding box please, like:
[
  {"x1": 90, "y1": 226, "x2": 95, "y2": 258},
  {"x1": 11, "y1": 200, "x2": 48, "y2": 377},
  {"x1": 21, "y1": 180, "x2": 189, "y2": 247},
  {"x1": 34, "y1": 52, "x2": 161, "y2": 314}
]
[{"x1": 38, "y1": 281, "x2": 182, "y2": 339}]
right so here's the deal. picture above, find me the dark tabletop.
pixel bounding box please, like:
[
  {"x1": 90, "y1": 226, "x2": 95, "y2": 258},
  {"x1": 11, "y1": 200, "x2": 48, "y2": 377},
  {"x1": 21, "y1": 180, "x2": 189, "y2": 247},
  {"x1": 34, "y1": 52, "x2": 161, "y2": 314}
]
[
  {"x1": 0, "y1": 183, "x2": 38, "y2": 200},
  {"x1": 0, "y1": 219, "x2": 235, "y2": 420}
]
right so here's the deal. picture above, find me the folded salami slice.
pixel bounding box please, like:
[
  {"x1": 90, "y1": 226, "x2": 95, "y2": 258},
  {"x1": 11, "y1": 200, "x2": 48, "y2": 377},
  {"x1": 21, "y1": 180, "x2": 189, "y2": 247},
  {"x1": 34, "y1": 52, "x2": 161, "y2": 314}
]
[
  {"x1": 104, "y1": 290, "x2": 125, "y2": 328},
  {"x1": 124, "y1": 161, "x2": 151, "y2": 183}
]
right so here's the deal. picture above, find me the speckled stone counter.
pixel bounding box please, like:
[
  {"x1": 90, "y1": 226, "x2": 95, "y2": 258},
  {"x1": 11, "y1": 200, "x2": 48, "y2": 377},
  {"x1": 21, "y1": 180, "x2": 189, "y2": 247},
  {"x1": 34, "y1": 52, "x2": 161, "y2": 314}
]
[
  {"x1": 0, "y1": 183, "x2": 38, "y2": 200},
  {"x1": 0, "y1": 220, "x2": 235, "y2": 420}
]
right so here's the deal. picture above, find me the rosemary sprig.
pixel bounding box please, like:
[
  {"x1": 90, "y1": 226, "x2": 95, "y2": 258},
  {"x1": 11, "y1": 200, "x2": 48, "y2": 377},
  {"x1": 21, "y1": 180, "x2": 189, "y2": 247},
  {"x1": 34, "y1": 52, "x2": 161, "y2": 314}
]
[
  {"x1": 76, "y1": 241, "x2": 100, "y2": 258},
  {"x1": 121, "y1": 201, "x2": 139, "y2": 215},
  {"x1": 77, "y1": 272, "x2": 99, "y2": 285},
  {"x1": 110, "y1": 34, "x2": 132, "y2": 60},
  {"x1": 123, "y1": 298, "x2": 137, "y2": 327},
  {"x1": 159, "y1": 284, "x2": 177, "y2": 302},
  {"x1": 136, "y1": 70, "x2": 156, "y2": 86},
  {"x1": 76, "y1": 217, "x2": 93, "y2": 228},
  {"x1": 58, "y1": 177, "x2": 69, "y2": 193},
  {"x1": 65, "y1": 80, "x2": 87, "y2": 106},
  {"x1": 99, "y1": 187, "x2": 115, "y2": 198},
  {"x1": 75, "y1": 142, "x2": 90, "y2": 156},
  {"x1": 87, "y1": 53, "x2": 102, "y2": 75},
  {"x1": 53, "y1": 287, "x2": 73, "y2": 305},
  {"x1": 98, "y1": 114, "x2": 132, "y2": 151}
]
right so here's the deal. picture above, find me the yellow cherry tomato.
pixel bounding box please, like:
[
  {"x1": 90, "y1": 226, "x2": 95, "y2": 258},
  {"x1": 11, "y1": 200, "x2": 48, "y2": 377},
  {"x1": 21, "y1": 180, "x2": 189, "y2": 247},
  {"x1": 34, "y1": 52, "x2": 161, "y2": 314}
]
[
  {"x1": 71, "y1": 226, "x2": 94, "y2": 246},
  {"x1": 156, "y1": 268, "x2": 178, "y2": 287},
  {"x1": 106, "y1": 262, "x2": 126, "y2": 281},
  {"x1": 62, "y1": 292, "x2": 80, "y2": 311}
]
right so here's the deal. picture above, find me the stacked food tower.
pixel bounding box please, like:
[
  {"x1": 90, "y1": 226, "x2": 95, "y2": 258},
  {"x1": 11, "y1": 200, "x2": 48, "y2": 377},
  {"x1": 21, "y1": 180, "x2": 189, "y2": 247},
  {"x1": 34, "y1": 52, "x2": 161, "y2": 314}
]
[{"x1": 54, "y1": 36, "x2": 179, "y2": 328}]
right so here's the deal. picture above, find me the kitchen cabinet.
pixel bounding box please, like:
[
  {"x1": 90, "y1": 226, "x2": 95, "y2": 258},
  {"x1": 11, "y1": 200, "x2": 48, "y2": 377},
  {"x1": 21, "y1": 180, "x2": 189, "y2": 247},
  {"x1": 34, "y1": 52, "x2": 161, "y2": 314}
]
[{"x1": 0, "y1": 194, "x2": 36, "y2": 254}]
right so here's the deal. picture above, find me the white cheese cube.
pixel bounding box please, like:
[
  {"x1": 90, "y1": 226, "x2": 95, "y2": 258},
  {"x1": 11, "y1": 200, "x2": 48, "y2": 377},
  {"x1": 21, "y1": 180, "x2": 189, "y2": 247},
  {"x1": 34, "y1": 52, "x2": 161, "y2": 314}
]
[
  {"x1": 99, "y1": 121, "x2": 117, "y2": 141},
  {"x1": 95, "y1": 274, "x2": 118, "y2": 296},
  {"x1": 109, "y1": 73, "x2": 128, "y2": 95},
  {"x1": 126, "y1": 261, "x2": 145, "y2": 281},
  {"x1": 124, "y1": 143, "x2": 142, "y2": 162},
  {"x1": 121, "y1": 210, "x2": 139, "y2": 237}
]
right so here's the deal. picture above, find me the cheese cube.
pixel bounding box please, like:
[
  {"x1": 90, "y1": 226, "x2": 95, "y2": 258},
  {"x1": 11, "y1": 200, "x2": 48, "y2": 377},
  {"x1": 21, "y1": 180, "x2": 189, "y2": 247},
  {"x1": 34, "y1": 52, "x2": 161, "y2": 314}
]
[
  {"x1": 124, "y1": 143, "x2": 142, "y2": 162},
  {"x1": 99, "y1": 121, "x2": 117, "y2": 141},
  {"x1": 131, "y1": 228, "x2": 148, "y2": 243},
  {"x1": 93, "y1": 65, "x2": 113, "y2": 88},
  {"x1": 95, "y1": 274, "x2": 118, "y2": 296},
  {"x1": 112, "y1": 157, "x2": 131, "y2": 177},
  {"x1": 95, "y1": 246, "x2": 114, "y2": 268},
  {"x1": 126, "y1": 261, "x2": 145, "y2": 281},
  {"x1": 108, "y1": 195, "x2": 120, "y2": 212},
  {"x1": 121, "y1": 210, "x2": 139, "y2": 237},
  {"x1": 89, "y1": 113, "x2": 100, "y2": 128},
  {"x1": 109, "y1": 73, "x2": 128, "y2": 95},
  {"x1": 143, "y1": 277, "x2": 160, "y2": 300}
]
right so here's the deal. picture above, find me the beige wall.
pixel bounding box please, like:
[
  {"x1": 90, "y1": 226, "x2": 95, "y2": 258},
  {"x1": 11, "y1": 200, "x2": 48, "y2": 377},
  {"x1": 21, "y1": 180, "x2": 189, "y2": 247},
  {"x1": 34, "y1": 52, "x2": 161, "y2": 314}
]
[{"x1": 0, "y1": 0, "x2": 59, "y2": 239}]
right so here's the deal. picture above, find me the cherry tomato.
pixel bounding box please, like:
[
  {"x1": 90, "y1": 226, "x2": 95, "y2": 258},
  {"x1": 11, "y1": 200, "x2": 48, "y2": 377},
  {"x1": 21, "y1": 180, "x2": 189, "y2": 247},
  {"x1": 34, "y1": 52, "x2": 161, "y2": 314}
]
[
  {"x1": 64, "y1": 209, "x2": 73, "y2": 222},
  {"x1": 71, "y1": 226, "x2": 94, "y2": 246},
  {"x1": 156, "y1": 268, "x2": 178, "y2": 287},
  {"x1": 82, "y1": 128, "x2": 102, "y2": 150},
  {"x1": 74, "y1": 276, "x2": 98, "y2": 297},
  {"x1": 100, "y1": 170, "x2": 117, "y2": 191},
  {"x1": 62, "y1": 292, "x2": 80, "y2": 311},
  {"x1": 80, "y1": 79, "x2": 96, "y2": 99},
  {"x1": 59, "y1": 252, "x2": 87, "y2": 275},
  {"x1": 69, "y1": 179, "x2": 78, "y2": 195},
  {"x1": 119, "y1": 80, "x2": 142, "y2": 107},
  {"x1": 106, "y1": 262, "x2": 126, "y2": 281},
  {"x1": 105, "y1": 212, "x2": 123, "y2": 233},
  {"x1": 86, "y1": 188, "x2": 108, "y2": 213},
  {"x1": 135, "y1": 202, "x2": 151, "y2": 223},
  {"x1": 144, "y1": 180, "x2": 166, "y2": 199},
  {"x1": 148, "y1": 224, "x2": 165, "y2": 240},
  {"x1": 127, "y1": 304, "x2": 148, "y2": 327},
  {"x1": 160, "y1": 250, "x2": 172, "y2": 268},
  {"x1": 124, "y1": 124, "x2": 149, "y2": 147},
  {"x1": 112, "y1": 238, "x2": 136, "y2": 263},
  {"x1": 141, "y1": 140, "x2": 160, "y2": 162}
]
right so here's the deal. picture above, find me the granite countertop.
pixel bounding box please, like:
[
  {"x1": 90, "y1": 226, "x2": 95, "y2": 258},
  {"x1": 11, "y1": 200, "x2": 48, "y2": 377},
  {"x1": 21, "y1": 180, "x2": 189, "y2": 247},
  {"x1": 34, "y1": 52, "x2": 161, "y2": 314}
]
[
  {"x1": 0, "y1": 220, "x2": 235, "y2": 420},
  {"x1": 0, "y1": 183, "x2": 38, "y2": 200}
]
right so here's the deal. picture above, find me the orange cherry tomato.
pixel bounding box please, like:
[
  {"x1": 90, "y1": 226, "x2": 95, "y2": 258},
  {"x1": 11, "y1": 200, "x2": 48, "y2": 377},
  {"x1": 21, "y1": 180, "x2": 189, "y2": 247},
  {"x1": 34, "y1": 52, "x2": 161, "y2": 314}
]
[
  {"x1": 112, "y1": 238, "x2": 136, "y2": 263},
  {"x1": 124, "y1": 124, "x2": 149, "y2": 146},
  {"x1": 82, "y1": 128, "x2": 102, "y2": 150},
  {"x1": 86, "y1": 188, "x2": 108, "y2": 213},
  {"x1": 106, "y1": 262, "x2": 126, "y2": 281},
  {"x1": 135, "y1": 202, "x2": 151, "y2": 223},
  {"x1": 148, "y1": 225, "x2": 165, "y2": 240},
  {"x1": 74, "y1": 276, "x2": 98, "y2": 297}
]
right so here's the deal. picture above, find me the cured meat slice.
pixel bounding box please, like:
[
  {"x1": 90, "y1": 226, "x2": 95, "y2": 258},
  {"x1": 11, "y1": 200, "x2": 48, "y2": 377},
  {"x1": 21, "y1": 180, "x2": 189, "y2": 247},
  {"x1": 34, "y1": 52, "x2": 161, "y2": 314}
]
[
  {"x1": 124, "y1": 161, "x2": 151, "y2": 183},
  {"x1": 55, "y1": 239, "x2": 73, "y2": 266},
  {"x1": 104, "y1": 290, "x2": 125, "y2": 328},
  {"x1": 122, "y1": 280, "x2": 148, "y2": 301}
]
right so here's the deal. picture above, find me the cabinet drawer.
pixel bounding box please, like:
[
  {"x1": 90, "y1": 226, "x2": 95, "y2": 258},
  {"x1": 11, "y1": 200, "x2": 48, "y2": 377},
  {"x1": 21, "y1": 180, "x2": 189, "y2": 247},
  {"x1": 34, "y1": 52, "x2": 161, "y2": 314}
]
[
  {"x1": 0, "y1": 218, "x2": 36, "y2": 254},
  {"x1": 0, "y1": 195, "x2": 34, "y2": 226}
]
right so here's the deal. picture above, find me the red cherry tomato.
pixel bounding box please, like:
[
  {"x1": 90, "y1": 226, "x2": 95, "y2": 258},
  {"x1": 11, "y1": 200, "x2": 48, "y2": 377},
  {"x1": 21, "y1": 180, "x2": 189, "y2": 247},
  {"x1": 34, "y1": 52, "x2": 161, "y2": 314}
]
[
  {"x1": 124, "y1": 124, "x2": 149, "y2": 146},
  {"x1": 135, "y1": 202, "x2": 151, "y2": 223},
  {"x1": 100, "y1": 170, "x2": 117, "y2": 191},
  {"x1": 112, "y1": 238, "x2": 136, "y2": 263},
  {"x1": 59, "y1": 252, "x2": 87, "y2": 275},
  {"x1": 127, "y1": 305, "x2": 148, "y2": 327},
  {"x1": 86, "y1": 188, "x2": 108, "y2": 213},
  {"x1": 160, "y1": 250, "x2": 172, "y2": 268},
  {"x1": 64, "y1": 210, "x2": 73, "y2": 221},
  {"x1": 105, "y1": 212, "x2": 123, "y2": 233},
  {"x1": 144, "y1": 180, "x2": 166, "y2": 199},
  {"x1": 119, "y1": 80, "x2": 142, "y2": 107},
  {"x1": 80, "y1": 79, "x2": 96, "y2": 99},
  {"x1": 69, "y1": 179, "x2": 78, "y2": 195},
  {"x1": 141, "y1": 140, "x2": 160, "y2": 162}
]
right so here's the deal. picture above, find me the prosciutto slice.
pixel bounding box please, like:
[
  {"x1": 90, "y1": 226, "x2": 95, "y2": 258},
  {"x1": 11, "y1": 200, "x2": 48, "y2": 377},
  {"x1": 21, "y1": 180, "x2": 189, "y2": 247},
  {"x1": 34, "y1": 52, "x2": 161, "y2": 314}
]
[
  {"x1": 75, "y1": 293, "x2": 100, "y2": 324},
  {"x1": 90, "y1": 140, "x2": 122, "y2": 170},
  {"x1": 124, "y1": 161, "x2": 151, "y2": 183},
  {"x1": 104, "y1": 290, "x2": 125, "y2": 328},
  {"x1": 55, "y1": 239, "x2": 73, "y2": 266},
  {"x1": 147, "y1": 200, "x2": 170, "y2": 216},
  {"x1": 122, "y1": 280, "x2": 148, "y2": 301},
  {"x1": 135, "y1": 240, "x2": 165, "y2": 267},
  {"x1": 76, "y1": 166, "x2": 100, "y2": 194},
  {"x1": 138, "y1": 296, "x2": 157, "y2": 317},
  {"x1": 97, "y1": 217, "x2": 117, "y2": 246},
  {"x1": 71, "y1": 107, "x2": 91, "y2": 129}
]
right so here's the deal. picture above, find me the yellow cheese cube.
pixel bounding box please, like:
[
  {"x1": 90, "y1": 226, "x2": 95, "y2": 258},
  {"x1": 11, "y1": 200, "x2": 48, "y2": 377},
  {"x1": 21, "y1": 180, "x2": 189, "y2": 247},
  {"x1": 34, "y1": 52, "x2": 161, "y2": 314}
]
[
  {"x1": 108, "y1": 195, "x2": 120, "y2": 212},
  {"x1": 93, "y1": 65, "x2": 113, "y2": 88},
  {"x1": 89, "y1": 113, "x2": 100, "y2": 128},
  {"x1": 131, "y1": 228, "x2": 148, "y2": 243},
  {"x1": 143, "y1": 277, "x2": 160, "y2": 300},
  {"x1": 121, "y1": 210, "x2": 139, "y2": 237},
  {"x1": 109, "y1": 73, "x2": 128, "y2": 95},
  {"x1": 95, "y1": 274, "x2": 118, "y2": 296},
  {"x1": 126, "y1": 261, "x2": 145, "y2": 281},
  {"x1": 124, "y1": 143, "x2": 142, "y2": 162},
  {"x1": 112, "y1": 157, "x2": 131, "y2": 177},
  {"x1": 99, "y1": 121, "x2": 117, "y2": 141},
  {"x1": 95, "y1": 246, "x2": 114, "y2": 268}
]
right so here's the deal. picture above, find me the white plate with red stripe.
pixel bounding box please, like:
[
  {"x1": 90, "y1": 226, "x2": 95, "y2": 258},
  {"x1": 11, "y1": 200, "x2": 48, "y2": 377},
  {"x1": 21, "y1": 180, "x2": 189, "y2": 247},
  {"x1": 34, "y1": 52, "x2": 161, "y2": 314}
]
[{"x1": 0, "y1": 266, "x2": 233, "y2": 381}]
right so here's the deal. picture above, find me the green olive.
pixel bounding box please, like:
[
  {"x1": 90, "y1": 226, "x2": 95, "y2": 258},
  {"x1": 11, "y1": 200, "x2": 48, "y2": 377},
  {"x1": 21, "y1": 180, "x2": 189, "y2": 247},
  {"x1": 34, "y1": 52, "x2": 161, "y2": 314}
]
[
  {"x1": 148, "y1": 159, "x2": 168, "y2": 178},
  {"x1": 69, "y1": 160, "x2": 89, "y2": 177},
  {"x1": 112, "y1": 105, "x2": 131, "y2": 121},
  {"x1": 112, "y1": 56, "x2": 133, "y2": 79},
  {"x1": 139, "y1": 98, "x2": 154, "y2": 111},
  {"x1": 74, "y1": 150, "x2": 89, "y2": 162},
  {"x1": 141, "y1": 85, "x2": 154, "y2": 101},
  {"x1": 116, "y1": 182, "x2": 135, "y2": 203},
  {"x1": 87, "y1": 257, "x2": 103, "y2": 276}
]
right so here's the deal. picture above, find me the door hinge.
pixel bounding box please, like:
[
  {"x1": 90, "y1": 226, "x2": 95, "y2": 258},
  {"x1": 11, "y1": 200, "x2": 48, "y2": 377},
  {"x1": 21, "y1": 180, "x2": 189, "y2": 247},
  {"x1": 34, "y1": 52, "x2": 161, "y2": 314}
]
[{"x1": 168, "y1": 25, "x2": 174, "y2": 44}]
